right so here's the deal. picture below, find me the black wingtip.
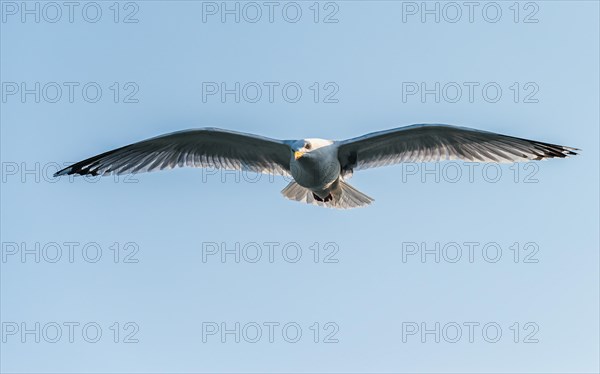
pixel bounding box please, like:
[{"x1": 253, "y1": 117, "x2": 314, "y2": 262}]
[
  {"x1": 563, "y1": 147, "x2": 580, "y2": 157},
  {"x1": 54, "y1": 168, "x2": 70, "y2": 177}
]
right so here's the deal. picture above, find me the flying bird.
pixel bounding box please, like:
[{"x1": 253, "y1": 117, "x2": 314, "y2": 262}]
[{"x1": 55, "y1": 124, "x2": 578, "y2": 209}]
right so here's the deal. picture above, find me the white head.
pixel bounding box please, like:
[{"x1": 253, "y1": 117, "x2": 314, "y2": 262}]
[{"x1": 292, "y1": 138, "x2": 334, "y2": 160}]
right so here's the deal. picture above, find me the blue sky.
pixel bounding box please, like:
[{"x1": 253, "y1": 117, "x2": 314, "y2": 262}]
[{"x1": 1, "y1": 1, "x2": 599, "y2": 373}]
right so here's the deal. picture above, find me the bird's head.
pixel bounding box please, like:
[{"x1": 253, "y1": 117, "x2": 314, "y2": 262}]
[{"x1": 292, "y1": 138, "x2": 333, "y2": 160}]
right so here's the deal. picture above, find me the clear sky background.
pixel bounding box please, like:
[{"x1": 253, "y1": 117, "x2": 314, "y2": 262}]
[{"x1": 1, "y1": 1, "x2": 599, "y2": 373}]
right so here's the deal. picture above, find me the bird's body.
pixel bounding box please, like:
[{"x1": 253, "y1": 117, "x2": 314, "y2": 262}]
[
  {"x1": 55, "y1": 124, "x2": 578, "y2": 209},
  {"x1": 289, "y1": 139, "x2": 339, "y2": 198}
]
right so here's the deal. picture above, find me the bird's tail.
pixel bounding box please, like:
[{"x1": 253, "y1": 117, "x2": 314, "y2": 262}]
[{"x1": 280, "y1": 180, "x2": 374, "y2": 209}]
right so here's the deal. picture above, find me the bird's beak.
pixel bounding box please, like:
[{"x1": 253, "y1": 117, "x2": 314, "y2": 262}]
[{"x1": 294, "y1": 151, "x2": 304, "y2": 160}]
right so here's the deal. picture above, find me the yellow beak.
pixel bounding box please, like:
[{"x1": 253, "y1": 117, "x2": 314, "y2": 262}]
[{"x1": 294, "y1": 151, "x2": 304, "y2": 160}]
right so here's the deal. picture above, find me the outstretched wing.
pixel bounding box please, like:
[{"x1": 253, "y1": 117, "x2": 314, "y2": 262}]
[
  {"x1": 337, "y1": 124, "x2": 578, "y2": 172},
  {"x1": 55, "y1": 128, "x2": 292, "y2": 177}
]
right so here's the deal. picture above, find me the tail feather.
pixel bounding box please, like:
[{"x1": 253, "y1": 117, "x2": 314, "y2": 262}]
[
  {"x1": 281, "y1": 179, "x2": 373, "y2": 209},
  {"x1": 337, "y1": 181, "x2": 374, "y2": 208}
]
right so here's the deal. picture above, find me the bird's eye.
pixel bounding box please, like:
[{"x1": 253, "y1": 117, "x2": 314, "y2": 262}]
[{"x1": 305, "y1": 143, "x2": 311, "y2": 150}]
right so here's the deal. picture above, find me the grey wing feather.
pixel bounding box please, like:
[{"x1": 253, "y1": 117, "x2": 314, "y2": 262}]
[
  {"x1": 55, "y1": 128, "x2": 292, "y2": 177},
  {"x1": 337, "y1": 124, "x2": 578, "y2": 172}
]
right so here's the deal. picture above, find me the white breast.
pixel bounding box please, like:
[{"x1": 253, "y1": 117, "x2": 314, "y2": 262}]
[{"x1": 290, "y1": 144, "x2": 340, "y2": 190}]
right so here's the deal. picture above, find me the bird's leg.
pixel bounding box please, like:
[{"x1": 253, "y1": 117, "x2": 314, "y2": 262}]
[{"x1": 313, "y1": 193, "x2": 333, "y2": 202}]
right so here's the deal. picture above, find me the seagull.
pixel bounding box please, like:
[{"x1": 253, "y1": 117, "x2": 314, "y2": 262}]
[{"x1": 55, "y1": 124, "x2": 578, "y2": 209}]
